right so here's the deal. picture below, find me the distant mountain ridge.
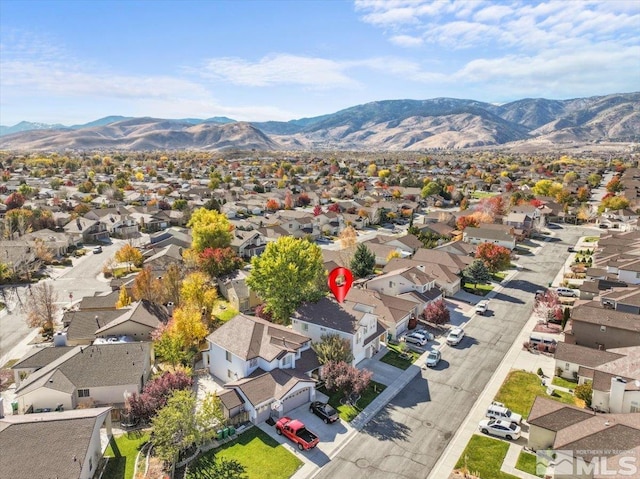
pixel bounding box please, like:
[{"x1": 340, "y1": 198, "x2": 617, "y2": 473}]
[{"x1": 1, "y1": 92, "x2": 638, "y2": 151}]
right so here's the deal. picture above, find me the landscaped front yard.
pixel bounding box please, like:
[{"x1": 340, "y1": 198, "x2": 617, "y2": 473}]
[
  {"x1": 186, "y1": 426, "x2": 302, "y2": 479},
  {"x1": 552, "y1": 375, "x2": 578, "y2": 390},
  {"x1": 454, "y1": 435, "x2": 518, "y2": 479},
  {"x1": 494, "y1": 370, "x2": 577, "y2": 419},
  {"x1": 319, "y1": 380, "x2": 387, "y2": 422},
  {"x1": 102, "y1": 431, "x2": 150, "y2": 479},
  {"x1": 516, "y1": 450, "x2": 541, "y2": 477},
  {"x1": 380, "y1": 343, "x2": 420, "y2": 369},
  {"x1": 463, "y1": 282, "x2": 493, "y2": 295}
]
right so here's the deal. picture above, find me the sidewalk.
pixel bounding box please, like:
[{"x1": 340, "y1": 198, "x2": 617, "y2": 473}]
[{"x1": 428, "y1": 283, "x2": 557, "y2": 479}]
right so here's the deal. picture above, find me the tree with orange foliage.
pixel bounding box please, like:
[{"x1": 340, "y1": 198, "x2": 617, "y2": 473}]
[
  {"x1": 456, "y1": 215, "x2": 479, "y2": 231},
  {"x1": 266, "y1": 198, "x2": 280, "y2": 212}
]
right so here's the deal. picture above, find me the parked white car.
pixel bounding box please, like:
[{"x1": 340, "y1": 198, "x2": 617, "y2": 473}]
[
  {"x1": 475, "y1": 300, "x2": 489, "y2": 316},
  {"x1": 425, "y1": 350, "x2": 441, "y2": 368},
  {"x1": 446, "y1": 327, "x2": 465, "y2": 346},
  {"x1": 478, "y1": 419, "x2": 521, "y2": 440},
  {"x1": 556, "y1": 287, "x2": 577, "y2": 297},
  {"x1": 486, "y1": 401, "x2": 522, "y2": 425},
  {"x1": 403, "y1": 331, "x2": 432, "y2": 346}
]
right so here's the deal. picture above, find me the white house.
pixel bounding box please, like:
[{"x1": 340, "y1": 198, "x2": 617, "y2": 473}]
[
  {"x1": 462, "y1": 226, "x2": 516, "y2": 250},
  {"x1": 203, "y1": 314, "x2": 320, "y2": 423},
  {"x1": 12, "y1": 342, "x2": 151, "y2": 414},
  {"x1": 291, "y1": 292, "x2": 386, "y2": 365}
]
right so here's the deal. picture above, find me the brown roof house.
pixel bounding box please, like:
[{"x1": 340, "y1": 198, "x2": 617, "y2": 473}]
[
  {"x1": 291, "y1": 290, "x2": 387, "y2": 365},
  {"x1": 204, "y1": 314, "x2": 319, "y2": 424},
  {"x1": 528, "y1": 396, "x2": 640, "y2": 479},
  {"x1": 565, "y1": 301, "x2": 640, "y2": 350},
  {"x1": 217, "y1": 269, "x2": 261, "y2": 313},
  {"x1": 0, "y1": 407, "x2": 113, "y2": 479}
]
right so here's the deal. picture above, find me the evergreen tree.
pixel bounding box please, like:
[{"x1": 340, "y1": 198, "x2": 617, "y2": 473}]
[
  {"x1": 463, "y1": 259, "x2": 491, "y2": 289},
  {"x1": 350, "y1": 243, "x2": 376, "y2": 278}
]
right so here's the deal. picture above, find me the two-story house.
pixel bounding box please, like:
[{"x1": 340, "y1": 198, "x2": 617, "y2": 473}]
[
  {"x1": 63, "y1": 217, "x2": 109, "y2": 244},
  {"x1": 230, "y1": 230, "x2": 267, "y2": 259},
  {"x1": 565, "y1": 301, "x2": 640, "y2": 350},
  {"x1": 203, "y1": 314, "x2": 319, "y2": 424},
  {"x1": 291, "y1": 292, "x2": 386, "y2": 365}
]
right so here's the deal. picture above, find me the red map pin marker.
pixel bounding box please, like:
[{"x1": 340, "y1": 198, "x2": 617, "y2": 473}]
[{"x1": 328, "y1": 267, "x2": 353, "y2": 303}]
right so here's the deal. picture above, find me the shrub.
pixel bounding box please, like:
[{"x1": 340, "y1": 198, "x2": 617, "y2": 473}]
[{"x1": 537, "y1": 367, "x2": 544, "y2": 377}]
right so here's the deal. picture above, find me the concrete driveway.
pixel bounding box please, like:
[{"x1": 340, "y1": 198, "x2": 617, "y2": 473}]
[{"x1": 258, "y1": 399, "x2": 355, "y2": 470}]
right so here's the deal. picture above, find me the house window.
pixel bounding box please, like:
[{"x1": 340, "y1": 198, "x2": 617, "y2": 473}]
[
  {"x1": 89, "y1": 458, "x2": 93, "y2": 471},
  {"x1": 631, "y1": 401, "x2": 640, "y2": 413},
  {"x1": 282, "y1": 355, "x2": 292, "y2": 367},
  {"x1": 226, "y1": 351, "x2": 232, "y2": 362},
  {"x1": 227, "y1": 369, "x2": 233, "y2": 379},
  {"x1": 249, "y1": 358, "x2": 257, "y2": 368},
  {"x1": 565, "y1": 362, "x2": 570, "y2": 370},
  {"x1": 600, "y1": 325, "x2": 606, "y2": 332},
  {"x1": 302, "y1": 323, "x2": 308, "y2": 331},
  {"x1": 78, "y1": 389, "x2": 90, "y2": 398}
]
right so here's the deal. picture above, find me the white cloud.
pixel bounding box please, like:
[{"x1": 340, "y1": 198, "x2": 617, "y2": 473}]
[
  {"x1": 197, "y1": 54, "x2": 359, "y2": 88},
  {"x1": 390, "y1": 34, "x2": 424, "y2": 47},
  {"x1": 473, "y1": 4, "x2": 513, "y2": 23}
]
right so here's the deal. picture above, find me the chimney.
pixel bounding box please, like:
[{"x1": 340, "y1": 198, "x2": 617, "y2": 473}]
[{"x1": 610, "y1": 376, "x2": 627, "y2": 413}]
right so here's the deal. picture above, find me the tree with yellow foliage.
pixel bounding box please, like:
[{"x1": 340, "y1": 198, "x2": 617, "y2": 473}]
[
  {"x1": 116, "y1": 285, "x2": 132, "y2": 308},
  {"x1": 187, "y1": 208, "x2": 233, "y2": 253},
  {"x1": 180, "y1": 272, "x2": 218, "y2": 318},
  {"x1": 170, "y1": 304, "x2": 209, "y2": 348}
]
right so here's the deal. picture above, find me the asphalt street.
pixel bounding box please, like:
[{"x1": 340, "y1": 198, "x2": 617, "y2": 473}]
[
  {"x1": 315, "y1": 225, "x2": 585, "y2": 479},
  {"x1": 0, "y1": 240, "x2": 123, "y2": 366}
]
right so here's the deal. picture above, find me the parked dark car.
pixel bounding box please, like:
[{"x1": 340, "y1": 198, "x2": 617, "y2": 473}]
[{"x1": 309, "y1": 401, "x2": 339, "y2": 424}]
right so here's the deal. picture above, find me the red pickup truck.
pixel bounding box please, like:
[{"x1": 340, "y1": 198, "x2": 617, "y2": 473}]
[{"x1": 275, "y1": 416, "x2": 320, "y2": 451}]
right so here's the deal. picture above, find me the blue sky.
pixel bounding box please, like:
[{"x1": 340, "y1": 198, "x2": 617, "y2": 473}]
[{"x1": 1, "y1": 0, "x2": 638, "y2": 126}]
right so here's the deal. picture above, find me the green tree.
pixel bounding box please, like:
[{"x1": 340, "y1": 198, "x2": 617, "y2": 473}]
[
  {"x1": 598, "y1": 195, "x2": 630, "y2": 213},
  {"x1": 312, "y1": 334, "x2": 354, "y2": 365},
  {"x1": 188, "y1": 208, "x2": 233, "y2": 253},
  {"x1": 421, "y1": 181, "x2": 441, "y2": 198},
  {"x1": 587, "y1": 173, "x2": 602, "y2": 188},
  {"x1": 463, "y1": 259, "x2": 491, "y2": 289},
  {"x1": 246, "y1": 237, "x2": 325, "y2": 324},
  {"x1": 350, "y1": 244, "x2": 376, "y2": 278},
  {"x1": 151, "y1": 390, "x2": 225, "y2": 466}
]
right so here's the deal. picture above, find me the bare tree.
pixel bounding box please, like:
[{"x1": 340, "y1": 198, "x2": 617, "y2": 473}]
[{"x1": 25, "y1": 282, "x2": 59, "y2": 337}]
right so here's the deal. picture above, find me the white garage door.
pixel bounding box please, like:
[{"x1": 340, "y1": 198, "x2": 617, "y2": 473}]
[
  {"x1": 282, "y1": 387, "x2": 311, "y2": 414},
  {"x1": 255, "y1": 403, "x2": 272, "y2": 423}
]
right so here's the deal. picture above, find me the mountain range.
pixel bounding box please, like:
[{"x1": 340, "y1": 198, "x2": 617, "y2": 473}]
[{"x1": 1, "y1": 93, "x2": 638, "y2": 151}]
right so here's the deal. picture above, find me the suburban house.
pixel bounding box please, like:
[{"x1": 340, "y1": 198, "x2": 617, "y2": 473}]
[
  {"x1": 203, "y1": 314, "x2": 320, "y2": 424},
  {"x1": 230, "y1": 229, "x2": 267, "y2": 259},
  {"x1": 216, "y1": 269, "x2": 261, "y2": 313},
  {"x1": 291, "y1": 292, "x2": 387, "y2": 365},
  {"x1": 554, "y1": 342, "x2": 625, "y2": 383},
  {"x1": 412, "y1": 248, "x2": 474, "y2": 276},
  {"x1": 383, "y1": 258, "x2": 461, "y2": 296},
  {"x1": 85, "y1": 208, "x2": 139, "y2": 238},
  {"x1": 364, "y1": 266, "x2": 443, "y2": 313},
  {"x1": 527, "y1": 396, "x2": 640, "y2": 477},
  {"x1": 12, "y1": 342, "x2": 152, "y2": 414},
  {"x1": 589, "y1": 347, "x2": 640, "y2": 414},
  {"x1": 0, "y1": 407, "x2": 113, "y2": 479},
  {"x1": 565, "y1": 302, "x2": 640, "y2": 350},
  {"x1": 63, "y1": 217, "x2": 109, "y2": 244},
  {"x1": 462, "y1": 226, "x2": 516, "y2": 250}
]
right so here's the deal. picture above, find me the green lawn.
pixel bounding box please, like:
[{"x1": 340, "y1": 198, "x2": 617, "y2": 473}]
[
  {"x1": 583, "y1": 237, "x2": 599, "y2": 243},
  {"x1": 380, "y1": 343, "x2": 420, "y2": 370},
  {"x1": 463, "y1": 283, "x2": 494, "y2": 295},
  {"x1": 319, "y1": 380, "x2": 387, "y2": 422},
  {"x1": 516, "y1": 450, "x2": 541, "y2": 477},
  {"x1": 492, "y1": 272, "x2": 507, "y2": 281},
  {"x1": 102, "y1": 431, "x2": 150, "y2": 479},
  {"x1": 552, "y1": 376, "x2": 578, "y2": 390},
  {"x1": 212, "y1": 302, "x2": 240, "y2": 323},
  {"x1": 494, "y1": 370, "x2": 577, "y2": 419},
  {"x1": 454, "y1": 435, "x2": 518, "y2": 479},
  {"x1": 471, "y1": 191, "x2": 498, "y2": 199},
  {"x1": 187, "y1": 427, "x2": 302, "y2": 479}
]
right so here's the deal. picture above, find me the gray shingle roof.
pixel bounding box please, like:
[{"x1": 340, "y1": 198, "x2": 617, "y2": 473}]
[
  {"x1": 15, "y1": 342, "x2": 150, "y2": 397},
  {"x1": 0, "y1": 407, "x2": 111, "y2": 479},
  {"x1": 207, "y1": 314, "x2": 309, "y2": 362},
  {"x1": 225, "y1": 368, "x2": 314, "y2": 406},
  {"x1": 11, "y1": 346, "x2": 75, "y2": 370},
  {"x1": 528, "y1": 396, "x2": 594, "y2": 431},
  {"x1": 554, "y1": 342, "x2": 624, "y2": 368}
]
